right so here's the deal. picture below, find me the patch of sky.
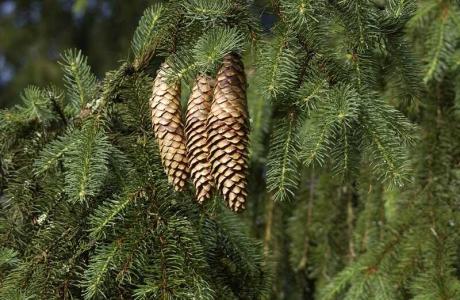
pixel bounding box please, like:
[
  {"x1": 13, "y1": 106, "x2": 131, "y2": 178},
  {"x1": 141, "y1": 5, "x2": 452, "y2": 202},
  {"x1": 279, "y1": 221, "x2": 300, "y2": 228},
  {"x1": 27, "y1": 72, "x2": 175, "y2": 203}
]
[{"x1": 0, "y1": 54, "x2": 14, "y2": 86}]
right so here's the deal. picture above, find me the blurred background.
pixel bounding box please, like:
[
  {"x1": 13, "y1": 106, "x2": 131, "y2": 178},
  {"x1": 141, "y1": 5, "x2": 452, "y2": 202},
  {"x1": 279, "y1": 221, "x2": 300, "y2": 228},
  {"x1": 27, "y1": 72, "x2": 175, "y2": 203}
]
[
  {"x1": 0, "y1": 0, "x2": 273, "y2": 108},
  {"x1": 0, "y1": 0, "x2": 154, "y2": 108}
]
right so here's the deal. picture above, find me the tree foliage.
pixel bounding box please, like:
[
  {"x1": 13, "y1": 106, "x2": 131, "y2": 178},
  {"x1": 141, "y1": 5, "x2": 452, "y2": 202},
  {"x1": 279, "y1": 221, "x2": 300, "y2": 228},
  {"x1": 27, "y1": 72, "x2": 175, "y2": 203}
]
[{"x1": 1, "y1": 0, "x2": 460, "y2": 299}]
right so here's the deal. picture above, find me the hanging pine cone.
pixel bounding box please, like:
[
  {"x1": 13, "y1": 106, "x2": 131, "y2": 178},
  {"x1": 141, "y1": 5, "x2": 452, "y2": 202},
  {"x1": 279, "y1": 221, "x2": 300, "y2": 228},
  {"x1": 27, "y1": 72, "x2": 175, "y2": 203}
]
[
  {"x1": 185, "y1": 75, "x2": 215, "y2": 203},
  {"x1": 207, "y1": 53, "x2": 249, "y2": 212},
  {"x1": 150, "y1": 63, "x2": 189, "y2": 191}
]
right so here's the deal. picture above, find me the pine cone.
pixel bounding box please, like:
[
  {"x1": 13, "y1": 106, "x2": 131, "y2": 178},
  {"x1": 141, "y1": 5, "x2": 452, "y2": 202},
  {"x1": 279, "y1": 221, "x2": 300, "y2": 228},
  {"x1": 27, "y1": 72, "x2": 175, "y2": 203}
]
[
  {"x1": 150, "y1": 63, "x2": 189, "y2": 191},
  {"x1": 185, "y1": 75, "x2": 215, "y2": 203},
  {"x1": 207, "y1": 54, "x2": 249, "y2": 212}
]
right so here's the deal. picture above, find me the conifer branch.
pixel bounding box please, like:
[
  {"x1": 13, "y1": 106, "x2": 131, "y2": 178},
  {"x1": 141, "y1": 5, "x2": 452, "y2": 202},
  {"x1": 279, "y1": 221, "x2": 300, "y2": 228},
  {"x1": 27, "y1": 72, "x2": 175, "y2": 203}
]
[
  {"x1": 60, "y1": 49, "x2": 97, "y2": 115},
  {"x1": 88, "y1": 187, "x2": 141, "y2": 239},
  {"x1": 267, "y1": 114, "x2": 302, "y2": 201},
  {"x1": 258, "y1": 33, "x2": 299, "y2": 100},
  {"x1": 182, "y1": 0, "x2": 234, "y2": 25},
  {"x1": 2, "y1": 1, "x2": 457, "y2": 298},
  {"x1": 83, "y1": 241, "x2": 122, "y2": 300},
  {"x1": 17, "y1": 86, "x2": 54, "y2": 124},
  {"x1": 64, "y1": 121, "x2": 111, "y2": 202},
  {"x1": 33, "y1": 131, "x2": 75, "y2": 176},
  {"x1": 132, "y1": 4, "x2": 166, "y2": 70}
]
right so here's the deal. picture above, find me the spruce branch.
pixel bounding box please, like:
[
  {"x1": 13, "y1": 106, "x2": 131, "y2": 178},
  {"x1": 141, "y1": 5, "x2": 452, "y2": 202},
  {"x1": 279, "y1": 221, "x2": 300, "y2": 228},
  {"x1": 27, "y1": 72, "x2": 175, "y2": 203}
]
[
  {"x1": 182, "y1": 0, "x2": 234, "y2": 25},
  {"x1": 279, "y1": 0, "x2": 322, "y2": 30},
  {"x1": 257, "y1": 32, "x2": 300, "y2": 100},
  {"x1": 361, "y1": 100, "x2": 411, "y2": 187},
  {"x1": 64, "y1": 120, "x2": 111, "y2": 202},
  {"x1": 0, "y1": 248, "x2": 18, "y2": 270},
  {"x1": 410, "y1": 232, "x2": 460, "y2": 300},
  {"x1": 33, "y1": 130, "x2": 76, "y2": 176},
  {"x1": 92, "y1": 62, "x2": 132, "y2": 113},
  {"x1": 134, "y1": 216, "x2": 214, "y2": 299},
  {"x1": 384, "y1": 33, "x2": 422, "y2": 104},
  {"x1": 267, "y1": 113, "x2": 302, "y2": 202},
  {"x1": 301, "y1": 85, "x2": 360, "y2": 168},
  {"x1": 82, "y1": 241, "x2": 122, "y2": 300},
  {"x1": 379, "y1": 0, "x2": 415, "y2": 31},
  {"x1": 131, "y1": 4, "x2": 167, "y2": 70},
  {"x1": 1, "y1": 0, "x2": 447, "y2": 298},
  {"x1": 330, "y1": 121, "x2": 360, "y2": 179},
  {"x1": 168, "y1": 26, "x2": 245, "y2": 83},
  {"x1": 60, "y1": 49, "x2": 97, "y2": 116},
  {"x1": 295, "y1": 76, "x2": 329, "y2": 113},
  {"x1": 334, "y1": 0, "x2": 379, "y2": 50},
  {"x1": 46, "y1": 85, "x2": 68, "y2": 125},
  {"x1": 192, "y1": 27, "x2": 245, "y2": 70},
  {"x1": 88, "y1": 185, "x2": 142, "y2": 239},
  {"x1": 423, "y1": 12, "x2": 457, "y2": 83},
  {"x1": 17, "y1": 86, "x2": 54, "y2": 124}
]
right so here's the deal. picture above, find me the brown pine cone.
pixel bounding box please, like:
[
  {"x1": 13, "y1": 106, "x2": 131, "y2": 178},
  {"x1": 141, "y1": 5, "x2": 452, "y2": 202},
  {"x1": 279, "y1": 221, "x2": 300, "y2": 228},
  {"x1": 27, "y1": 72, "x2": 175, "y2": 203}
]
[
  {"x1": 207, "y1": 53, "x2": 249, "y2": 212},
  {"x1": 185, "y1": 75, "x2": 215, "y2": 203},
  {"x1": 150, "y1": 63, "x2": 189, "y2": 191}
]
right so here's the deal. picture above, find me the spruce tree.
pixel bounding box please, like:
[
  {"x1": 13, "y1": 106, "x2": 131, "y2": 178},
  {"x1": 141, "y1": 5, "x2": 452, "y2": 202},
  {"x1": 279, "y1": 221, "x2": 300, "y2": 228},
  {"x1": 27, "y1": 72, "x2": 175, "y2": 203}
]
[
  {"x1": 1, "y1": 0, "x2": 460, "y2": 299},
  {"x1": 0, "y1": 2, "x2": 267, "y2": 299},
  {"x1": 251, "y1": 0, "x2": 460, "y2": 299}
]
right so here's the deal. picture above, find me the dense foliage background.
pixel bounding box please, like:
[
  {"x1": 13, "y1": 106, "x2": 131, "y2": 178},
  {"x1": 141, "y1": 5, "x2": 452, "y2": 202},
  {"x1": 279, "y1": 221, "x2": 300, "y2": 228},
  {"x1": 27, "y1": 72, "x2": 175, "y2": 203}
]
[{"x1": 1, "y1": 0, "x2": 460, "y2": 299}]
